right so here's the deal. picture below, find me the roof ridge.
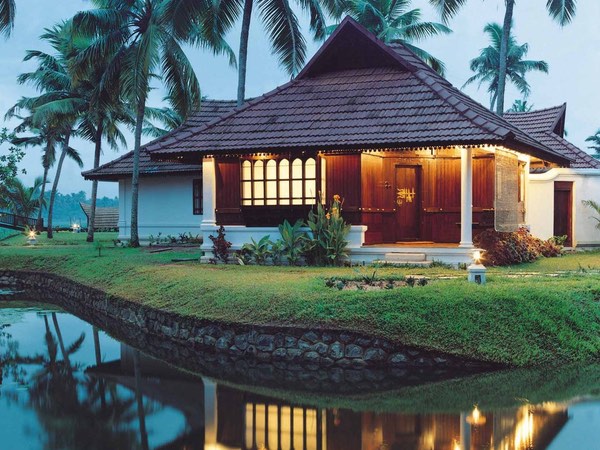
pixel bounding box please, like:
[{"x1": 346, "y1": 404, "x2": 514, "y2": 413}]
[{"x1": 504, "y1": 103, "x2": 566, "y2": 116}]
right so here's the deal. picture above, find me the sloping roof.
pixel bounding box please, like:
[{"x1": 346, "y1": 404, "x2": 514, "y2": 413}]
[
  {"x1": 82, "y1": 100, "x2": 236, "y2": 180},
  {"x1": 147, "y1": 17, "x2": 569, "y2": 165},
  {"x1": 505, "y1": 105, "x2": 600, "y2": 169},
  {"x1": 80, "y1": 203, "x2": 119, "y2": 230}
]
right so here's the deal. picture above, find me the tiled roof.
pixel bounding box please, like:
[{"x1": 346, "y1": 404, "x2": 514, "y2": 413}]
[
  {"x1": 148, "y1": 17, "x2": 569, "y2": 165},
  {"x1": 504, "y1": 105, "x2": 600, "y2": 169},
  {"x1": 82, "y1": 100, "x2": 237, "y2": 180}
]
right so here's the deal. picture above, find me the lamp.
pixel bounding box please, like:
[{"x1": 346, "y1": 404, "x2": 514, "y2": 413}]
[
  {"x1": 27, "y1": 229, "x2": 37, "y2": 245},
  {"x1": 467, "y1": 250, "x2": 486, "y2": 284},
  {"x1": 466, "y1": 406, "x2": 487, "y2": 426}
]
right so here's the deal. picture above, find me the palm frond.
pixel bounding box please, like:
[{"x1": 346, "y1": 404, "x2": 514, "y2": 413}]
[
  {"x1": 428, "y1": 0, "x2": 467, "y2": 24},
  {"x1": 546, "y1": 0, "x2": 577, "y2": 26},
  {"x1": 0, "y1": 0, "x2": 16, "y2": 37}
]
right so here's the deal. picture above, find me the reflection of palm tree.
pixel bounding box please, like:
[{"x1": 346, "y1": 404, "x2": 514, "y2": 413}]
[
  {"x1": 27, "y1": 315, "x2": 146, "y2": 449},
  {"x1": 133, "y1": 349, "x2": 150, "y2": 450}
]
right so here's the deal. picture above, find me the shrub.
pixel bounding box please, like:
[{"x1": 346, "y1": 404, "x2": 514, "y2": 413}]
[
  {"x1": 278, "y1": 219, "x2": 305, "y2": 266},
  {"x1": 474, "y1": 227, "x2": 563, "y2": 266},
  {"x1": 304, "y1": 195, "x2": 350, "y2": 266},
  {"x1": 208, "y1": 226, "x2": 231, "y2": 264},
  {"x1": 241, "y1": 235, "x2": 272, "y2": 265}
]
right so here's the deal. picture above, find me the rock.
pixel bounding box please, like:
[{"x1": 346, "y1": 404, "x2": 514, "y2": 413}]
[
  {"x1": 298, "y1": 339, "x2": 312, "y2": 350},
  {"x1": 284, "y1": 336, "x2": 298, "y2": 348},
  {"x1": 273, "y1": 347, "x2": 287, "y2": 359},
  {"x1": 302, "y1": 331, "x2": 320, "y2": 343},
  {"x1": 434, "y1": 356, "x2": 448, "y2": 365},
  {"x1": 256, "y1": 334, "x2": 275, "y2": 352},
  {"x1": 345, "y1": 344, "x2": 363, "y2": 359},
  {"x1": 304, "y1": 351, "x2": 320, "y2": 362},
  {"x1": 339, "y1": 333, "x2": 353, "y2": 343},
  {"x1": 356, "y1": 337, "x2": 372, "y2": 347},
  {"x1": 286, "y1": 348, "x2": 303, "y2": 360},
  {"x1": 363, "y1": 348, "x2": 386, "y2": 362},
  {"x1": 389, "y1": 353, "x2": 409, "y2": 365},
  {"x1": 322, "y1": 332, "x2": 335, "y2": 344},
  {"x1": 215, "y1": 336, "x2": 231, "y2": 351},
  {"x1": 328, "y1": 342, "x2": 344, "y2": 360},
  {"x1": 314, "y1": 342, "x2": 329, "y2": 355},
  {"x1": 234, "y1": 334, "x2": 249, "y2": 351}
]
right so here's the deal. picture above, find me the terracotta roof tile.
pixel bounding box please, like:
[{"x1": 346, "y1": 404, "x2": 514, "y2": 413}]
[
  {"x1": 82, "y1": 100, "x2": 236, "y2": 180},
  {"x1": 148, "y1": 19, "x2": 568, "y2": 165}
]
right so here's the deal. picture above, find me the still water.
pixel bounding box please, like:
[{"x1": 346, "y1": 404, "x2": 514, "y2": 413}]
[{"x1": 1, "y1": 301, "x2": 600, "y2": 450}]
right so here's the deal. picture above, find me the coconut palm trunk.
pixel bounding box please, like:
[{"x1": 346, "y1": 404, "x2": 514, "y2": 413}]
[
  {"x1": 495, "y1": 0, "x2": 515, "y2": 116},
  {"x1": 87, "y1": 124, "x2": 104, "y2": 242},
  {"x1": 47, "y1": 134, "x2": 71, "y2": 239},
  {"x1": 130, "y1": 102, "x2": 145, "y2": 247},
  {"x1": 36, "y1": 151, "x2": 51, "y2": 231},
  {"x1": 237, "y1": 0, "x2": 254, "y2": 106}
]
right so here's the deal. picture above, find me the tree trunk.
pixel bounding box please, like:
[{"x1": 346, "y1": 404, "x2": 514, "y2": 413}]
[
  {"x1": 86, "y1": 124, "x2": 103, "y2": 243},
  {"x1": 130, "y1": 100, "x2": 145, "y2": 247},
  {"x1": 47, "y1": 134, "x2": 71, "y2": 239},
  {"x1": 496, "y1": 0, "x2": 515, "y2": 116},
  {"x1": 36, "y1": 159, "x2": 49, "y2": 232},
  {"x1": 237, "y1": 0, "x2": 254, "y2": 106}
]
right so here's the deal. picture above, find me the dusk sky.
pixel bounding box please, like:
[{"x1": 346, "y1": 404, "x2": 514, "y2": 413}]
[{"x1": 1, "y1": 0, "x2": 598, "y2": 199}]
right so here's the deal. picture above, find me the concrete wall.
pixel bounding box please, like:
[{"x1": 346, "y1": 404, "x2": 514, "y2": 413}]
[
  {"x1": 527, "y1": 168, "x2": 600, "y2": 247},
  {"x1": 118, "y1": 174, "x2": 202, "y2": 242}
]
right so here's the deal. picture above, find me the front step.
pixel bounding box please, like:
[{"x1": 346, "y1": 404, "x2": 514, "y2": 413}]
[
  {"x1": 384, "y1": 252, "x2": 427, "y2": 262},
  {"x1": 373, "y1": 260, "x2": 433, "y2": 267}
]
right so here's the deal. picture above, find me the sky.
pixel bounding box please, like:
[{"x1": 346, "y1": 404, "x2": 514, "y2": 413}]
[{"x1": 0, "y1": 0, "x2": 598, "y2": 199}]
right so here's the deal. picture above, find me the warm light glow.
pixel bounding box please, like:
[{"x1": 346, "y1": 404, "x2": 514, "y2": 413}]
[
  {"x1": 473, "y1": 250, "x2": 482, "y2": 263},
  {"x1": 466, "y1": 406, "x2": 487, "y2": 426},
  {"x1": 514, "y1": 409, "x2": 534, "y2": 449},
  {"x1": 453, "y1": 439, "x2": 461, "y2": 450},
  {"x1": 28, "y1": 230, "x2": 36, "y2": 239}
]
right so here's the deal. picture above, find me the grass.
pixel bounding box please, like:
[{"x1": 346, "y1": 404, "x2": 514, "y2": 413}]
[{"x1": 1, "y1": 231, "x2": 600, "y2": 367}]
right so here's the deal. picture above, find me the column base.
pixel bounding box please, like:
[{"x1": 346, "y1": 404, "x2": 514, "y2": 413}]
[{"x1": 458, "y1": 242, "x2": 474, "y2": 248}]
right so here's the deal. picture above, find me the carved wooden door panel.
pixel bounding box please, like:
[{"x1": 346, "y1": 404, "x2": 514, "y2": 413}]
[{"x1": 395, "y1": 165, "x2": 421, "y2": 241}]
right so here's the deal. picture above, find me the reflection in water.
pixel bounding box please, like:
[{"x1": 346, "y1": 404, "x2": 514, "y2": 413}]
[{"x1": 0, "y1": 303, "x2": 597, "y2": 450}]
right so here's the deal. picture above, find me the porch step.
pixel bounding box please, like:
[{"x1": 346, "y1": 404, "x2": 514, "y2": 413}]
[
  {"x1": 384, "y1": 252, "x2": 427, "y2": 262},
  {"x1": 373, "y1": 259, "x2": 433, "y2": 267}
]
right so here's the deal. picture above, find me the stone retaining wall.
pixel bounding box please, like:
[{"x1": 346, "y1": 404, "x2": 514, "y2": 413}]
[{"x1": 0, "y1": 270, "x2": 497, "y2": 370}]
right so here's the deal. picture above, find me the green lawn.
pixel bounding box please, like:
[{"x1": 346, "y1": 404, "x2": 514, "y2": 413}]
[{"x1": 1, "y1": 232, "x2": 599, "y2": 367}]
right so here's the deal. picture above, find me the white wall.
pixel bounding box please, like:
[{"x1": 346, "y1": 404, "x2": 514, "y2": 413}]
[
  {"x1": 118, "y1": 174, "x2": 203, "y2": 242},
  {"x1": 527, "y1": 168, "x2": 600, "y2": 247}
]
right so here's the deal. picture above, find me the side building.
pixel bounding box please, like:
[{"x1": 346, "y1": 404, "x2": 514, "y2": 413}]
[{"x1": 83, "y1": 100, "x2": 236, "y2": 242}]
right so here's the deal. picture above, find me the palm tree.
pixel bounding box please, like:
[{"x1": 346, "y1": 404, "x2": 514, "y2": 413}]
[
  {"x1": 167, "y1": 0, "x2": 338, "y2": 106},
  {"x1": 6, "y1": 114, "x2": 66, "y2": 230},
  {"x1": 28, "y1": 21, "x2": 129, "y2": 242},
  {"x1": 507, "y1": 99, "x2": 533, "y2": 113},
  {"x1": 586, "y1": 130, "x2": 600, "y2": 158},
  {"x1": 327, "y1": 0, "x2": 451, "y2": 75},
  {"x1": 3, "y1": 176, "x2": 46, "y2": 218},
  {"x1": 429, "y1": 0, "x2": 576, "y2": 115},
  {"x1": 582, "y1": 200, "x2": 600, "y2": 231},
  {"x1": 0, "y1": 0, "x2": 15, "y2": 37},
  {"x1": 463, "y1": 23, "x2": 548, "y2": 112},
  {"x1": 14, "y1": 24, "x2": 87, "y2": 237},
  {"x1": 72, "y1": 0, "x2": 204, "y2": 247}
]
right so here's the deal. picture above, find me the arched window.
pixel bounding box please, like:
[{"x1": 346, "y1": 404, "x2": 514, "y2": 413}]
[{"x1": 240, "y1": 156, "x2": 318, "y2": 206}]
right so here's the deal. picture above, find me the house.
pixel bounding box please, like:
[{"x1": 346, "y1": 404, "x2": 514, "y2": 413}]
[
  {"x1": 142, "y1": 17, "x2": 569, "y2": 264},
  {"x1": 83, "y1": 100, "x2": 236, "y2": 241},
  {"x1": 79, "y1": 202, "x2": 119, "y2": 231},
  {"x1": 504, "y1": 105, "x2": 600, "y2": 247},
  {"x1": 84, "y1": 18, "x2": 590, "y2": 263}
]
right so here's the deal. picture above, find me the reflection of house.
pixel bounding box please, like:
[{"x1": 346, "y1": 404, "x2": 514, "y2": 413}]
[
  {"x1": 504, "y1": 105, "x2": 600, "y2": 247},
  {"x1": 88, "y1": 344, "x2": 571, "y2": 450}
]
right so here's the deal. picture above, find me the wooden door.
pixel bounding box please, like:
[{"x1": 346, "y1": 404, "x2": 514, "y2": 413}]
[
  {"x1": 554, "y1": 181, "x2": 573, "y2": 246},
  {"x1": 395, "y1": 166, "x2": 421, "y2": 241}
]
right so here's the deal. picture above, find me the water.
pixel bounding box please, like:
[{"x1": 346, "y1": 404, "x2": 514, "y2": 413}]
[{"x1": 1, "y1": 301, "x2": 600, "y2": 450}]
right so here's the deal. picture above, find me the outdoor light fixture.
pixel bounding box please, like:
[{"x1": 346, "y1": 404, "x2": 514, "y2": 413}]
[
  {"x1": 27, "y1": 229, "x2": 37, "y2": 245},
  {"x1": 467, "y1": 250, "x2": 486, "y2": 284},
  {"x1": 71, "y1": 223, "x2": 81, "y2": 233}
]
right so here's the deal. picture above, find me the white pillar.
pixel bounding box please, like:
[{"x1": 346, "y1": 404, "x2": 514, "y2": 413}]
[
  {"x1": 202, "y1": 157, "x2": 217, "y2": 227},
  {"x1": 459, "y1": 147, "x2": 474, "y2": 248}
]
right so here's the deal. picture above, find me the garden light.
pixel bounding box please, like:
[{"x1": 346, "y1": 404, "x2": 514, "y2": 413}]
[
  {"x1": 467, "y1": 250, "x2": 486, "y2": 284},
  {"x1": 466, "y1": 406, "x2": 486, "y2": 426}
]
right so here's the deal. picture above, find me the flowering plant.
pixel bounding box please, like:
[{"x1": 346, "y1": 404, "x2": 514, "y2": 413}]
[{"x1": 304, "y1": 194, "x2": 350, "y2": 266}]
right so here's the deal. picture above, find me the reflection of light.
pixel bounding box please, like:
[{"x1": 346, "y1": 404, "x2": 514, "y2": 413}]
[
  {"x1": 514, "y1": 409, "x2": 534, "y2": 449},
  {"x1": 466, "y1": 406, "x2": 487, "y2": 426},
  {"x1": 453, "y1": 439, "x2": 461, "y2": 450}
]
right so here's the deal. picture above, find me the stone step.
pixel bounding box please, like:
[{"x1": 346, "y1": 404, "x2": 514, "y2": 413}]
[
  {"x1": 384, "y1": 252, "x2": 427, "y2": 262},
  {"x1": 374, "y1": 260, "x2": 433, "y2": 267}
]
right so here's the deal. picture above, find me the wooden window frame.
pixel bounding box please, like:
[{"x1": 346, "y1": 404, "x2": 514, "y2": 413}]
[
  {"x1": 240, "y1": 156, "x2": 319, "y2": 206},
  {"x1": 192, "y1": 179, "x2": 203, "y2": 215}
]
